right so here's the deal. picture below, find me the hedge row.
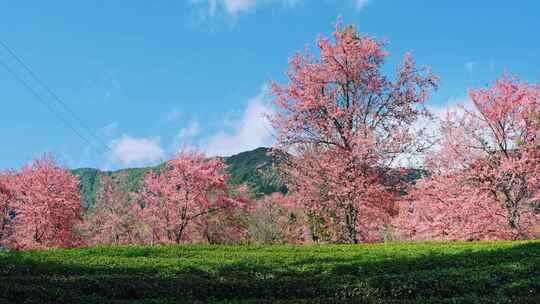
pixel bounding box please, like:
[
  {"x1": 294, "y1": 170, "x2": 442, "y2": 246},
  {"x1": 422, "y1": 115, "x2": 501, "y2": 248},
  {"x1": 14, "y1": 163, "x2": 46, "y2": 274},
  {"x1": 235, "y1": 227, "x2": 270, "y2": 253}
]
[{"x1": 0, "y1": 241, "x2": 538, "y2": 303}]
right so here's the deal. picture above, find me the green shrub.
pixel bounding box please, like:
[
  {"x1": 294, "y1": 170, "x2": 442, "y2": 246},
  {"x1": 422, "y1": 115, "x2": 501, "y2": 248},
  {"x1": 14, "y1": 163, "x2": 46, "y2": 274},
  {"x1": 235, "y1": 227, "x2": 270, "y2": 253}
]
[{"x1": 0, "y1": 241, "x2": 539, "y2": 303}]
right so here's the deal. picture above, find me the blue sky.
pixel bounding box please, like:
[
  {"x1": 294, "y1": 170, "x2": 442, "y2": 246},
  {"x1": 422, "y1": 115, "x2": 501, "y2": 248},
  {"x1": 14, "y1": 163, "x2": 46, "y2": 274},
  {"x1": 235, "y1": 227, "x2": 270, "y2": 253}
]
[{"x1": 1, "y1": 0, "x2": 539, "y2": 170}]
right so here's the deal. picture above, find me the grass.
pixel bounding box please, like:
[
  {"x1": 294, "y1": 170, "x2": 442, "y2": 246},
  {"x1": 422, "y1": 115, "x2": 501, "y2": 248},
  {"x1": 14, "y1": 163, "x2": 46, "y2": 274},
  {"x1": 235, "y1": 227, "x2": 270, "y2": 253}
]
[{"x1": 0, "y1": 241, "x2": 539, "y2": 303}]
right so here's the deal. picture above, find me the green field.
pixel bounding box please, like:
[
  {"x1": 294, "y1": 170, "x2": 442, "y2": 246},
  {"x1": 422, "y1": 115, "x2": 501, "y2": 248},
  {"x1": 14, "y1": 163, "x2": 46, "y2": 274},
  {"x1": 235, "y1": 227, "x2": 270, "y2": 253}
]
[{"x1": 1, "y1": 241, "x2": 539, "y2": 303}]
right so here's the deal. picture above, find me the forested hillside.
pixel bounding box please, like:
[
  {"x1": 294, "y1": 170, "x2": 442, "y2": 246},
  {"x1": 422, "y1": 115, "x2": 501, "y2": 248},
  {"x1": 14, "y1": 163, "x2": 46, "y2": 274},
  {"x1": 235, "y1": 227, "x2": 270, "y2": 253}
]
[
  {"x1": 72, "y1": 147, "x2": 425, "y2": 210},
  {"x1": 72, "y1": 147, "x2": 285, "y2": 209}
]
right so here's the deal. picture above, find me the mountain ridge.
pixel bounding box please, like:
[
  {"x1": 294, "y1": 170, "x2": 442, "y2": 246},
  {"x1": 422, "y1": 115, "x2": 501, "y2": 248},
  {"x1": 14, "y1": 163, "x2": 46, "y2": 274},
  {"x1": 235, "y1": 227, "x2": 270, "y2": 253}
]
[
  {"x1": 72, "y1": 147, "x2": 284, "y2": 209},
  {"x1": 72, "y1": 147, "x2": 426, "y2": 209}
]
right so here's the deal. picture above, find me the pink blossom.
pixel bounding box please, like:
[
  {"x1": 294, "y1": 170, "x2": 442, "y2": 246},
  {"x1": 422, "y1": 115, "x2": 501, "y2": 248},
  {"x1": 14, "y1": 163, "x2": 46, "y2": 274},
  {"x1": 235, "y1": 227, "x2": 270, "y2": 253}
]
[{"x1": 270, "y1": 21, "x2": 437, "y2": 243}]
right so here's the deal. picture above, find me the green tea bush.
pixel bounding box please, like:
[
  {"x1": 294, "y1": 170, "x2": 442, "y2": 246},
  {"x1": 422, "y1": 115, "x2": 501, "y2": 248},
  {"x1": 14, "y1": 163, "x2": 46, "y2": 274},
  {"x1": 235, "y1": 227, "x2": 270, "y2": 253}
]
[{"x1": 0, "y1": 241, "x2": 539, "y2": 303}]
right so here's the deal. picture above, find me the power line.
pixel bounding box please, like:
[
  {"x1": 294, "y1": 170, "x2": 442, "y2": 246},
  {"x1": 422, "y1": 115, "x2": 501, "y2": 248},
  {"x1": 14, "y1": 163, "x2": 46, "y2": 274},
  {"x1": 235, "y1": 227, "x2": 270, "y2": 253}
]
[
  {"x1": 0, "y1": 39, "x2": 118, "y2": 157},
  {"x1": 0, "y1": 57, "x2": 95, "y2": 147}
]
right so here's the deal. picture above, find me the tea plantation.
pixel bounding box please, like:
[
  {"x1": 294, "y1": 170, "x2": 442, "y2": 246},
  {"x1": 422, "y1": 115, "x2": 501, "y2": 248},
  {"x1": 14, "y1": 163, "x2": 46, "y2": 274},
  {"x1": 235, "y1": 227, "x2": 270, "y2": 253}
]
[{"x1": 1, "y1": 241, "x2": 539, "y2": 303}]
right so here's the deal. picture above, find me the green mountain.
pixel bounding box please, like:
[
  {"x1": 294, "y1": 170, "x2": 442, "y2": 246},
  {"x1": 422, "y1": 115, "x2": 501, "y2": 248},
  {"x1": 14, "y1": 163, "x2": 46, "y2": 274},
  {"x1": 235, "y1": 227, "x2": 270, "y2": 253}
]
[
  {"x1": 72, "y1": 147, "x2": 285, "y2": 209},
  {"x1": 72, "y1": 147, "x2": 425, "y2": 209}
]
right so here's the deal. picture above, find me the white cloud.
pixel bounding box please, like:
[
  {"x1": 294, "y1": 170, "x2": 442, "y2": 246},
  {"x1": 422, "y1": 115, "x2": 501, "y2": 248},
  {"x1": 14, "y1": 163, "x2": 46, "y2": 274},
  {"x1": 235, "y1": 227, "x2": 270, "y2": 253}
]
[
  {"x1": 202, "y1": 89, "x2": 274, "y2": 156},
  {"x1": 428, "y1": 96, "x2": 475, "y2": 120},
  {"x1": 107, "y1": 135, "x2": 165, "y2": 167},
  {"x1": 220, "y1": 0, "x2": 257, "y2": 16},
  {"x1": 191, "y1": 0, "x2": 300, "y2": 20},
  {"x1": 100, "y1": 88, "x2": 274, "y2": 168},
  {"x1": 191, "y1": 0, "x2": 372, "y2": 20},
  {"x1": 173, "y1": 121, "x2": 202, "y2": 151},
  {"x1": 353, "y1": 0, "x2": 370, "y2": 11},
  {"x1": 178, "y1": 121, "x2": 201, "y2": 140}
]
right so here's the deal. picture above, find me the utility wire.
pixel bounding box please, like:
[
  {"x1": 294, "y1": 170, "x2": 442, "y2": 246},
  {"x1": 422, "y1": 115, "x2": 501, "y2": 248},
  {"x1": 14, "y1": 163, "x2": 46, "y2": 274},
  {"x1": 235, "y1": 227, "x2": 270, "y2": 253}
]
[
  {"x1": 0, "y1": 39, "x2": 118, "y2": 157},
  {"x1": 0, "y1": 57, "x2": 95, "y2": 147}
]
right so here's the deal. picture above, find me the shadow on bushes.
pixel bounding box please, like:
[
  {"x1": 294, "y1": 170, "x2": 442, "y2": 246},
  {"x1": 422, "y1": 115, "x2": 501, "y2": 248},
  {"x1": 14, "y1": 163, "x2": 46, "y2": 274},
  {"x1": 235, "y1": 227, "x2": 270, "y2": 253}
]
[{"x1": 0, "y1": 242, "x2": 539, "y2": 303}]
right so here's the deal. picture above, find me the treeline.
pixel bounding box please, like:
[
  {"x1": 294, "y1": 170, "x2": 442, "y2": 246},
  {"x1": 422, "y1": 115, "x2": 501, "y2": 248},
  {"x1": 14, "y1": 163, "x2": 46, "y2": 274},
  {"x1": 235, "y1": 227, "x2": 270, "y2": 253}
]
[
  {"x1": 0, "y1": 152, "x2": 303, "y2": 249},
  {"x1": 72, "y1": 147, "x2": 285, "y2": 209},
  {"x1": 1, "y1": 20, "x2": 540, "y2": 250}
]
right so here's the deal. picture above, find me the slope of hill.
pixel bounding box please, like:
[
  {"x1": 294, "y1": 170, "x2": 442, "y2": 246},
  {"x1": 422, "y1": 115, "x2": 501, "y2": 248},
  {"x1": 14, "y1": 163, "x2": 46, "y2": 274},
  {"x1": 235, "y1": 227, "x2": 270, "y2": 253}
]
[
  {"x1": 71, "y1": 168, "x2": 102, "y2": 209},
  {"x1": 72, "y1": 147, "x2": 426, "y2": 209},
  {"x1": 224, "y1": 147, "x2": 287, "y2": 196},
  {"x1": 72, "y1": 147, "x2": 284, "y2": 209}
]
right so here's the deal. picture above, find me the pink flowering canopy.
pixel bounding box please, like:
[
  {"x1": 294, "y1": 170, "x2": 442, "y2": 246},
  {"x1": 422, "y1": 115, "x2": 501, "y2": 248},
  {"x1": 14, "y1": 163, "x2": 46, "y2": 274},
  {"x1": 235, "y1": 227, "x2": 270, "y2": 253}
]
[
  {"x1": 270, "y1": 20, "x2": 438, "y2": 243},
  {"x1": 0, "y1": 172, "x2": 13, "y2": 246},
  {"x1": 6, "y1": 155, "x2": 83, "y2": 249},
  {"x1": 249, "y1": 192, "x2": 310, "y2": 244},
  {"x1": 137, "y1": 150, "x2": 247, "y2": 244},
  {"x1": 271, "y1": 21, "x2": 438, "y2": 164},
  {"x1": 396, "y1": 75, "x2": 540, "y2": 240},
  {"x1": 83, "y1": 174, "x2": 146, "y2": 245}
]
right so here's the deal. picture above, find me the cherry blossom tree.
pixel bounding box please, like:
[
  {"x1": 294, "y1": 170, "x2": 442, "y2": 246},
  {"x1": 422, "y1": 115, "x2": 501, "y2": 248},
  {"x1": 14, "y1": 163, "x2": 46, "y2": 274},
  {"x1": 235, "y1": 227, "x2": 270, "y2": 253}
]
[
  {"x1": 247, "y1": 192, "x2": 309, "y2": 244},
  {"x1": 395, "y1": 75, "x2": 540, "y2": 240},
  {"x1": 394, "y1": 175, "x2": 516, "y2": 241},
  {"x1": 7, "y1": 155, "x2": 84, "y2": 249},
  {"x1": 270, "y1": 20, "x2": 437, "y2": 243},
  {"x1": 196, "y1": 184, "x2": 253, "y2": 244},
  {"x1": 0, "y1": 173, "x2": 13, "y2": 246},
  {"x1": 83, "y1": 174, "x2": 146, "y2": 245},
  {"x1": 137, "y1": 151, "x2": 246, "y2": 244}
]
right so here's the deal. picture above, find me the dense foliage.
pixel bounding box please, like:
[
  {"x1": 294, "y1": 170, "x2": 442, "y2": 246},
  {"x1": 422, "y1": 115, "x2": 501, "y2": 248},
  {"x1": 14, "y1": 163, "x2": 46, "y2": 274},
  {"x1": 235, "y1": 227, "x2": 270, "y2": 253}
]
[
  {"x1": 395, "y1": 76, "x2": 540, "y2": 240},
  {"x1": 72, "y1": 147, "x2": 423, "y2": 212},
  {"x1": 72, "y1": 147, "x2": 284, "y2": 210},
  {"x1": 72, "y1": 167, "x2": 155, "y2": 210},
  {"x1": 0, "y1": 21, "x2": 538, "y2": 251},
  {"x1": 1, "y1": 241, "x2": 539, "y2": 303},
  {"x1": 83, "y1": 174, "x2": 144, "y2": 246},
  {"x1": 1, "y1": 19, "x2": 540, "y2": 303},
  {"x1": 225, "y1": 147, "x2": 288, "y2": 196},
  {"x1": 270, "y1": 21, "x2": 437, "y2": 243},
  {"x1": 0, "y1": 155, "x2": 83, "y2": 250},
  {"x1": 136, "y1": 151, "x2": 249, "y2": 244}
]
